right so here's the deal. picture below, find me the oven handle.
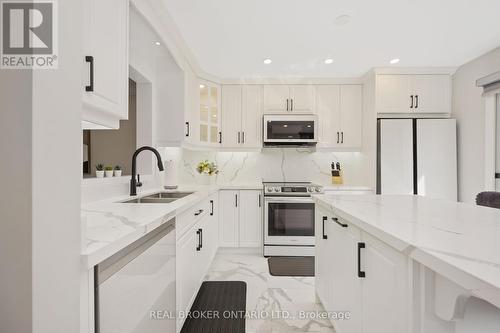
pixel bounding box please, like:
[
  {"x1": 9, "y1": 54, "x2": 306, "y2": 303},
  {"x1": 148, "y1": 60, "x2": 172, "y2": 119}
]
[{"x1": 264, "y1": 197, "x2": 314, "y2": 203}]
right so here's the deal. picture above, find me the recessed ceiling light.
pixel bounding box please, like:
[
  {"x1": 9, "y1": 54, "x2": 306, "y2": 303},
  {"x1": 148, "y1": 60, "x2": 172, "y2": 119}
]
[
  {"x1": 390, "y1": 58, "x2": 400, "y2": 64},
  {"x1": 154, "y1": 41, "x2": 161, "y2": 46},
  {"x1": 334, "y1": 15, "x2": 351, "y2": 26},
  {"x1": 199, "y1": 84, "x2": 205, "y2": 89},
  {"x1": 324, "y1": 58, "x2": 334, "y2": 64},
  {"x1": 263, "y1": 58, "x2": 272, "y2": 65}
]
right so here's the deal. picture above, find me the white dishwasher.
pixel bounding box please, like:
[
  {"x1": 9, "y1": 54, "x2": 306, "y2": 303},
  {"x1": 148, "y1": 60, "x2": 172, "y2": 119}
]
[{"x1": 95, "y1": 219, "x2": 176, "y2": 333}]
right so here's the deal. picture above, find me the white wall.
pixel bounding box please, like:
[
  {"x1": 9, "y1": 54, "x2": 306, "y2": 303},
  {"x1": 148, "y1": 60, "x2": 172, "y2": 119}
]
[
  {"x1": 0, "y1": 1, "x2": 82, "y2": 332},
  {"x1": 452, "y1": 46, "x2": 500, "y2": 203}
]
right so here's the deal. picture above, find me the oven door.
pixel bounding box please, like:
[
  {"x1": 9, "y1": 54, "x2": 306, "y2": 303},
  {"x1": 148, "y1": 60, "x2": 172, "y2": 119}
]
[
  {"x1": 263, "y1": 114, "x2": 318, "y2": 144},
  {"x1": 264, "y1": 196, "x2": 315, "y2": 246}
]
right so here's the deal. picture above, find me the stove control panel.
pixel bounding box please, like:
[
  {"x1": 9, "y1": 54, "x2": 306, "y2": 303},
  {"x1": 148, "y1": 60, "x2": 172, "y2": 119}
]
[{"x1": 264, "y1": 184, "x2": 323, "y2": 195}]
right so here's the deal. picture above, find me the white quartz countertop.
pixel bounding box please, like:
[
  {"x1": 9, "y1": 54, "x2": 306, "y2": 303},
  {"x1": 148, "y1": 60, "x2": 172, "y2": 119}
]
[
  {"x1": 312, "y1": 194, "x2": 500, "y2": 297},
  {"x1": 81, "y1": 183, "x2": 267, "y2": 268},
  {"x1": 81, "y1": 183, "x2": 370, "y2": 268}
]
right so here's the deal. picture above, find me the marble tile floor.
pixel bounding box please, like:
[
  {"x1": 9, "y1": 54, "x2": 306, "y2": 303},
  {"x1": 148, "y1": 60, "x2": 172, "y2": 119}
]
[{"x1": 204, "y1": 253, "x2": 335, "y2": 333}]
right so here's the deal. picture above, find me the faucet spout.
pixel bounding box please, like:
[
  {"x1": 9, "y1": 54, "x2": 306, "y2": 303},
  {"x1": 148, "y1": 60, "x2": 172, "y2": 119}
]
[{"x1": 130, "y1": 146, "x2": 164, "y2": 196}]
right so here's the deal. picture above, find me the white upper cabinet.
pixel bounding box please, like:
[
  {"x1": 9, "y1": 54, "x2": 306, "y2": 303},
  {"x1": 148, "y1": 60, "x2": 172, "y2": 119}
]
[
  {"x1": 316, "y1": 85, "x2": 341, "y2": 146},
  {"x1": 376, "y1": 74, "x2": 451, "y2": 114},
  {"x1": 340, "y1": 85, "x2": 363, "y2": 148},
  {"x1": 289, "y1": 85, "x2": 315, "y2": 112},
  {"x1": 221, "y1": 85, "x2": 263, "y2": 148},
  {"x1": 241, "y1": 86, "x2": 263, "y2": 148},
  {"x1": 184, "y1": 65, "x2": 200, "y2": 145},
  {"x1": 316, "y1": 85, "x2": 362, "y2": 149},
  {"x1": 263, "y1": 85, "x2": 290, "y2": 112},
  {"x1": 82, "y1": 0, "x2": 129, "y2": 129},
  {"x1": 198, "y1": 81, "x2": 221, "y2": 146},
  {"x1": 264, "y1": 85, "x2": 314, "y2": 113},
  {"x1": 221, "y1": 85, "x2": 242, "y2": 147},
  {"x1": 411, "y1": 75, "x2": 451, "y2": 114}
]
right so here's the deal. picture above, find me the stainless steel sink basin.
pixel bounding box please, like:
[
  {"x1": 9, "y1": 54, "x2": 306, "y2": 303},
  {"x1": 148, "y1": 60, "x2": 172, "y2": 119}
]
[
  {"x1": 144, "y1": 192, "x2": 194, "y2": 199},
  {"x1": 120, "y1": 191, "x2": 194, "y2": 204}
]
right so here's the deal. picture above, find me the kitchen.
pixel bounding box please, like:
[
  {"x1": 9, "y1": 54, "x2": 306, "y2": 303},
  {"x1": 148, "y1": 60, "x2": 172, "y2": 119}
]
[{"x1": 2, "y1": 1, "x2": 500, "y2": 333}]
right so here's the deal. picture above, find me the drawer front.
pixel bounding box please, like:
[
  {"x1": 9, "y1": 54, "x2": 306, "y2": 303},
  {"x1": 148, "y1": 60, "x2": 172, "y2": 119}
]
[{"x1": 176, "y1": 200, "x2": 210, "y2": 239}]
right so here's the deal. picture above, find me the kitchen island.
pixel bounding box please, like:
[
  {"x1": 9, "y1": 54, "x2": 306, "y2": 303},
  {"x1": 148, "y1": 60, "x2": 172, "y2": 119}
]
[{"x1": 313, "y1": 194, "x2": 500, "y2": 333}]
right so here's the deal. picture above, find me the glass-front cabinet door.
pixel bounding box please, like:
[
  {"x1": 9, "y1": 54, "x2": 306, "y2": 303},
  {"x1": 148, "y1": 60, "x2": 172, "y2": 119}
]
[{"x1": 199, "y1": 81, "x2": 221, "y2": 146}]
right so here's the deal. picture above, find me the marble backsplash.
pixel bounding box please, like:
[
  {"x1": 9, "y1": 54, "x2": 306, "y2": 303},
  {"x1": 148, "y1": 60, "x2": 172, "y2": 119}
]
[{"x1": 160, "y1": 147, "x2": 372, "y2": 187}]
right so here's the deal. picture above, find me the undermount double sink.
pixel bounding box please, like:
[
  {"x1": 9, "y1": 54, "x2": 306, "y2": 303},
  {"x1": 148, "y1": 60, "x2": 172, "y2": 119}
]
[{"x1": 122, "y1": 191, "x2": 194, "y2": 204}]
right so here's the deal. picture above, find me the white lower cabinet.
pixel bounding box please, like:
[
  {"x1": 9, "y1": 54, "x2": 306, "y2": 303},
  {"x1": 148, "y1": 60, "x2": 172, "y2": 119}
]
[
  {"x1": 219, "y1": 190, "x2": 262, "y2": 248},
  {"x1": 176, "y1": 194, "x2": 218, "y2": 332},
  {"x1": 315, "y1": 206, "x2": 408, "y2": 333}
]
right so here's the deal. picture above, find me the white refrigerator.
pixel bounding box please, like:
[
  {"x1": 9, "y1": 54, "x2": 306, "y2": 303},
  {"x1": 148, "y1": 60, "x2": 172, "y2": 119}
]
[{"x1": 377, "y1": 118, "x2": 457, "y2": 201}]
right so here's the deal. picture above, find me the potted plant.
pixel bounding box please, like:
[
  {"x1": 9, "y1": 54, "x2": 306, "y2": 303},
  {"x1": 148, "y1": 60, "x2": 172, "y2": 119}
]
[
  {"x1": 104, "y1": 166, "x2": 114, "y2": 178},
  {"x1": 114, "y1": 165, "x2": 122, "y2": 177},
  {"x1": 95, "y1": 164, "x2": 104, "y2": 178},
  {"x1": 196, "y1": 160, "x2": 219, "y2": 185}
]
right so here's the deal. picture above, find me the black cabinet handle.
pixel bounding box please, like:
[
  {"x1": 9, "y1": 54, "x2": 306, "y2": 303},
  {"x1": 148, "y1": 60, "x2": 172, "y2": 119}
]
[
  {"x1": 196, "y1": 229, "x2": 201, "y2": 251},
  {"x1": 194, "y1": 209, "x2": 204, "y2": 216},
  {"x1": 341, "y1": 132, "x2": 344, "y2": 144},
  {"x1": 291, "y1": 99, "x2": 293, "y2": 111},
  {"x1": 218, "y1": 132, "x2": 222, "y2": 144},
  {"x1": 258, "y1": 194, "x2": 261, "y2": 207},
  {"x1": 410, "y1": 95, "x2": 414, "y2": 109},
  {"x1": 210, "y1": 200, "x2": 214, "y2": 216},
  {"x1": 242, "y1": 132, "x2": 245, "y2": 144},
  {"x1": 322, "y1": 216, "x2": 328, "y2": 239},
  {"x1": 415, "y1": 95, "x2": 419, "y2": 109},
  {"x1": 337, "y1": 132, "x2": 340, "y2": 144},
  {"x1": 85, "y1": 56, "x2": 94, "y2": 92},
  {"x1": 198, "y1": 229, "x2": 203, "y2": 249},
  {"x1": 332, "y1": 217, "x2": 348, "y2": 228},
  {"x1": 238, "y1": 132, "x2": 240, "y2": 144},
  {"x1": 357, "y1": 242, "x2": 366, "y2": 278},
  {"x1": 185, "y1": 122, "x2": 190, "y2": 137},
  {"x1": 286, "y1": 99, "x2": 289, "y2": 111},
  {"x1": 235, "y1": 194, "x2": 238, "y2": 207}
]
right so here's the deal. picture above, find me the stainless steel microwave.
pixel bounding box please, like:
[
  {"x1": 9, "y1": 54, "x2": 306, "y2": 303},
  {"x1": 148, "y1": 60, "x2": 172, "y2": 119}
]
[{"x1": 263, "y1": 114, "x2": 318, "y2": 146}]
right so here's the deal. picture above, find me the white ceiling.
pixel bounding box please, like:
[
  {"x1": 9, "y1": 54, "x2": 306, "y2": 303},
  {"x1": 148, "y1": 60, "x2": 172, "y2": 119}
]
[{"x1": 162, "y1": 0, "x2": 500, "y2": 78}]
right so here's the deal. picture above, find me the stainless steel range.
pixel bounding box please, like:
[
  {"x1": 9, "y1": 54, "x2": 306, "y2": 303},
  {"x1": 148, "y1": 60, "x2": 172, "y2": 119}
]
[{"x1": 263, "y1": 182, "x2": 323, "y2": 256}]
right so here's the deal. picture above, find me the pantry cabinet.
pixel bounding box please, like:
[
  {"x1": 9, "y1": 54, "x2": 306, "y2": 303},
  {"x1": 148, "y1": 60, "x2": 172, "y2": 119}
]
[
  {"x1": 376, "y1": 74, "x2": 451, "y2": 114},
  {"x1": 82, "y1": 0, "x2": 129, "y2": 129},
  {"x1": 221, "y1": 85, "x2": 263, "y2": 148},
  {"x1": 264, "y1": 85, "x2": 314, "y2": 113},
  {"x1": 315, "y1": 206, "x2": 408, "y2": 333},
  {"x1": 219, "y1": 190, "x2": 262, "y2": 248},
  {"x1": 316, "y1": 85, "x2": 363, "y2": 149}
]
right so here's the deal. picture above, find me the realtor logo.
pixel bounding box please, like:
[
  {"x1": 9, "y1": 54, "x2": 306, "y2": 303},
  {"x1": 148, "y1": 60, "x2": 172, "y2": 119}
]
[{"x1": 1, "y1": 0, "x2": 57, "y2": 69}]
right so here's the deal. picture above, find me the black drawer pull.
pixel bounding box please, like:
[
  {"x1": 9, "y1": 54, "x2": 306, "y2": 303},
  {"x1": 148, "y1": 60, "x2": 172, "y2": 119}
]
[
  {"x1": 194, "y1": 209, "x2": 204, "y2": 216},
  {"x1": 196, "y1": 229, "x2": 201, "y2": 251},
  {"x1": 332, "y1": 217, "x2": 348, "y2": 228},
  {"x1": 210, "y1": 200, "x2": 214, "y2": 215},
  {"x1": 199, "y1": 228, "x2": 203, "y2": 250},
  {"x1": 322, "y1": 216, "x2": 328, "y2": 239},
  {"x1": 357, "y1": 242, "x2": 366, "y2": 278},
  {"x1": 185, "y1": 122, "x2": 190, "y2": 137},
  {"x1": 85, "y1": 56, "x2": 94, "y2": 92}
]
